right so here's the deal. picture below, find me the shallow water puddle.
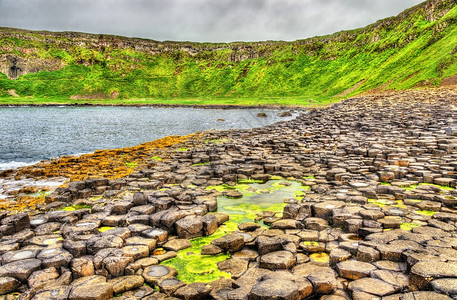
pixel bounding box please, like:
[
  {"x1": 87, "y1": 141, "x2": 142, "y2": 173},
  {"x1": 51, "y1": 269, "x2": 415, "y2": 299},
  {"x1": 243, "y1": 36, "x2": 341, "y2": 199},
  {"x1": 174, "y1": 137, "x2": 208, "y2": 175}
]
[{"x1": 161, "y1": 180, "x2": 308, "y2": 283}]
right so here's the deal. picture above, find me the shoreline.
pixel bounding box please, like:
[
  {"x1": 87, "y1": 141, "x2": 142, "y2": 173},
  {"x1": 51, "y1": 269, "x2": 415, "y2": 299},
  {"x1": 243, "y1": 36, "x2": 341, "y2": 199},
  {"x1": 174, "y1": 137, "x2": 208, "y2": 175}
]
[
  {"x1": 0, "y1": 102, "x2": 315, "y2": 110},
  {"x1": 1, "y1": 87, "x2": 455, "y2": 212},
  {"x1": 2, "y1": 85, "x2": 456, "y2": 111},
  {"x1": 0, "y1": 90, "x2": 457, "y2": 298},
  {"x1": 0, "y1": 106, "x2": 304, "y2": 177}
]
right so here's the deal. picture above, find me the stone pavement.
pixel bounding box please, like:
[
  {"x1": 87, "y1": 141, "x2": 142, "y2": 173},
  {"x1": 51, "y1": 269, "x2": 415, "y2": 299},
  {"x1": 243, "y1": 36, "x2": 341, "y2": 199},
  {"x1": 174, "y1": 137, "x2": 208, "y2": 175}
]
[{"x1": 1, "y1": 89, "x2": 457, "y2": 299}]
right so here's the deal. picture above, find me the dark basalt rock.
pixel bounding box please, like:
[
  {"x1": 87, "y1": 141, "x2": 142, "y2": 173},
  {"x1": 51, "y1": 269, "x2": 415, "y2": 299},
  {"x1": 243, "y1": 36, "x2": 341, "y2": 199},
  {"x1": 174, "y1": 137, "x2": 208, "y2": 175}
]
[
  {"x1": 86, "y1": 235, "x2": 124, "y2": 254},
  {"x1": 0, "y1": 212, "x2": 30, "y2": 235},
  {"x1": 410, "y1": 261, "x2": 457, "y2": 289},
  {"x1": 27, "y1": 267, "x2": 60, "y2": 289},
  {"x1": 348, "y1": 277, "x2": 397, "y2": 297},
  {"x1": 175, "y1": 215, "x2": 203, "y2": 239},
  {"x1": 143, "y1": 265, "x2": 178, "y2": 285},
  {"x1": 217, "y1": 258, "x2": 249, "y2": 279},
  {"x1": 335, "y1": 260, "x2": 377, "y2": 280},
  {"x1": 260, "y1": 251, "x2": 296, "y2": 270},
  {"x1": 0, "y1": 258, "x2": 42, "y2": 281},
  {"x1": 0, "y1": 277, "x2": 21, "y2": 295},
  {"x1": 68, "y1": 275, "x2": 113, "y2": 300},
  {"x1": 249, "y1": 279, "x2": 300, "y2": 300},
  {"x1": 174, "y1": 282, "x2": 212, "y2": 300},
  {"x1": 108, "y1": 275, "x2": 144, "y2": 294},
  {"x1": 212, "y1": 233, "x2": 245, "y2": 252}
]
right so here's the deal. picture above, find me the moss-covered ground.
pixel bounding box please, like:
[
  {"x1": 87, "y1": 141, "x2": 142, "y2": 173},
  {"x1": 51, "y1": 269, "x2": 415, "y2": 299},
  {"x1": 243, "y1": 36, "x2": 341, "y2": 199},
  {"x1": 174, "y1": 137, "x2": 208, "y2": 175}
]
[{"x1": 1, "y1": 1, "x2": 457, "y2": 104}]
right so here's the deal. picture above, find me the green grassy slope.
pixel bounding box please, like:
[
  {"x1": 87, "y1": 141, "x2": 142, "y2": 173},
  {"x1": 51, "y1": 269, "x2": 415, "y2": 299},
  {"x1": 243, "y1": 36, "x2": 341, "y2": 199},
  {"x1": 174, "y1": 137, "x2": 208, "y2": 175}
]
[{"x1": 1, "y1": 0, "x2": 457, "y2": 105}]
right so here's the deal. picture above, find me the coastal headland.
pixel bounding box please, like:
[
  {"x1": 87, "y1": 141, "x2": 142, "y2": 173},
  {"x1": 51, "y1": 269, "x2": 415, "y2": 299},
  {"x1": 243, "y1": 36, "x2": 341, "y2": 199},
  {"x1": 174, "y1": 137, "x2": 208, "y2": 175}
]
[{"x1": 1, "y1": 0, "x2": 457, "y2": 105}]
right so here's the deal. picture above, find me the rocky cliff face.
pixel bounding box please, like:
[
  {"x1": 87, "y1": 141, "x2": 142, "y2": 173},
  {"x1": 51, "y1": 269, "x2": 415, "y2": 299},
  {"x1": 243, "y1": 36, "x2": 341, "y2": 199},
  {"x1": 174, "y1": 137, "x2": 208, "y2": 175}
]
[
  {"x1": 0, "y1": 28, "x2": 284, "y2": 79},
  {"x1": 1, "y1": 0, "x2": 454, "y2": 80},
  {"x1": 0, "y1": 0, "x2": 456, "y2": 100},
  {"x1": 0, "y1": 54, "x2": 62, "y2": 79}
]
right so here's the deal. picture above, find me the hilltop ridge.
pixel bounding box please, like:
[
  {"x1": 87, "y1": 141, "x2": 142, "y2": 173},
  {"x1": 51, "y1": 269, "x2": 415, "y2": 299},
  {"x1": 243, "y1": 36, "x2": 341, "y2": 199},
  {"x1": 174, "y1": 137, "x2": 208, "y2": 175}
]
[{"x1": 1, "y1": 0, "x2": 457, "y2": 104}]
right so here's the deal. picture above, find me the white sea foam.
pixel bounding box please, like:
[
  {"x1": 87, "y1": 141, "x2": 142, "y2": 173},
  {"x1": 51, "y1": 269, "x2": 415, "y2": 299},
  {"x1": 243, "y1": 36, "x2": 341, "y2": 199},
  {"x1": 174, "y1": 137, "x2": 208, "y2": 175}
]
[
  {"x1": 0, "y1": 151, "x2": 93, "y2": 172},
  {"x1": 0, "y1": 161, "x2": 39, "y2": 171}
]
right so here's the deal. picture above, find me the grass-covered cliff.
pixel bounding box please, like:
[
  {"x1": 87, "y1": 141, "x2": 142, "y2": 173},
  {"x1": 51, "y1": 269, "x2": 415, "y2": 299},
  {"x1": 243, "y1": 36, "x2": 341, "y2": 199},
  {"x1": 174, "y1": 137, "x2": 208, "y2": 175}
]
[{"x1": 1, "y1": 0, "x2": 457, "y2": 105}]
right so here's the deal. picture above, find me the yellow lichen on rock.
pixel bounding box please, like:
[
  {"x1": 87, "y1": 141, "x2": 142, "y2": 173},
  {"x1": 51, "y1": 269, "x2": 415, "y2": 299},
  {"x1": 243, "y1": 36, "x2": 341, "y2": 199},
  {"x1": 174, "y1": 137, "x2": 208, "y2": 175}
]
[{"x1": 0, "y1": 194, "x2": 47, "y2": 213}]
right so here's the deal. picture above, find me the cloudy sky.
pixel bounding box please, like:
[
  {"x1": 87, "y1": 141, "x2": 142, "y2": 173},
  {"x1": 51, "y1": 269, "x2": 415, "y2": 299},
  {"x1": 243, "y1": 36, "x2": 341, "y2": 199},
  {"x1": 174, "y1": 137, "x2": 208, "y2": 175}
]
[{"x1": 0, "y1": 0, "x2": 424, "y2": 42}]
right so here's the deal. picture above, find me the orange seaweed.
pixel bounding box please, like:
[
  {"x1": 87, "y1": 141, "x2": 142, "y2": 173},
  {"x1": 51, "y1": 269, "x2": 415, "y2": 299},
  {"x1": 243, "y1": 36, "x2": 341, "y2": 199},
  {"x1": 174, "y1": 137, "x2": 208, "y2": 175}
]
[
  {"x1": 2, "y1": 133, "x2": 202, "y2": 213},
  {"x1": 15, "y1": 134, "x2": 199, "y2": 182}
]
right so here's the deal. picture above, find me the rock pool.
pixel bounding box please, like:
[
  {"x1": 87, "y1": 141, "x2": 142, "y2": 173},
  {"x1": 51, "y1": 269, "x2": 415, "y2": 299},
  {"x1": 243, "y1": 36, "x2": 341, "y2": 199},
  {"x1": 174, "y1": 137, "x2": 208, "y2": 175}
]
[{"x1": 161, "y1": 179, "x2": 308, "y2": 283}]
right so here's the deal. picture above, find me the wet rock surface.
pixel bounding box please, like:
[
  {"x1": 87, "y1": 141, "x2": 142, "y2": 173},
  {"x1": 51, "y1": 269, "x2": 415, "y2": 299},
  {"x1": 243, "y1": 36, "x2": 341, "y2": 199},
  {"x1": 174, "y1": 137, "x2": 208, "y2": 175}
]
[{"x1": 1, "y1": 90, "x2": 457, "y2": 298}]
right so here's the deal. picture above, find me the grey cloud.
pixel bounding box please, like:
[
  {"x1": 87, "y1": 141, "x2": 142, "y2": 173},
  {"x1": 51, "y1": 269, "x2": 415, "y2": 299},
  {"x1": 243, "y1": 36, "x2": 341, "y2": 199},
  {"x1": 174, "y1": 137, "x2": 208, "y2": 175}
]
[{"x1": 0, "y1": 0, "x2": 424, "y2": 42}]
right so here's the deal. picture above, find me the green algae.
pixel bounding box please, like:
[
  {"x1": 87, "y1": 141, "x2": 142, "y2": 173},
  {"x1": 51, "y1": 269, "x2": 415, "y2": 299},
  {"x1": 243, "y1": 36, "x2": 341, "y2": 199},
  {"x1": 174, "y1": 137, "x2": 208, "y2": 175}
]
[
  {"x1": 206, "y1": 183, "x2": 250, "y2": 192},
  {"x1": 302, "y1": 241, "x2": 320, "y2": 246},
  {"x1": 178, "y1": 148, "x2": 189, "y2": 152},
  {"x1": 162, "y1": 179, "x2": 308, "y2": 283},
  {"x1": 125, "y1": 162, "x2": 137, "y2": 168},
  {"x1": 62, "y1": 204, "x2": 92, "y2": 211},
  {"x1": 206, "y1": 184, "x2": 231, "y2": 192},
  {"x1": 98, "y1": 226, "x2": 114, "y2": 232},
  {"x1": 161, "y1": 249, "x2": 231, "y2": 283},
  {"x1": 206, "y1": 181, "x2": 270, "y2": 195},
  {"x1": 415, "y1": 210, "x2": 437, "y2": 216},
  {"x1": 368, "y1": 199, "x2": 395, "y2": 208},
  {"x1": 303, "y1": 176, "x2": 315, "y2": 180},
  {"x1": 419, "y1": 183, "x2": 455, "y2": 191},
  {"x1": 393, "y1": 200, "x2": 406, "y2": 209},
  {"x1": 161, "y1": 221, "x2": 237, "y2": 283},
  {"x1": 400, "y1": 223, "x2": 421, "y2": 230},
  {"x1": 151, "y1": 156, "x2": 162, "y2": 161},
  {"x1": 217, "y1": 180, "x2": 308, "y2": 225},
  {"x1": 237, "y1": 179, "x2": 265, "y2": 184},
  {"x1": 232, "y1": 184, "x2": 253, "y2": 193},
  {"x1": 294, "y1": 190, "x2": 306, "y2": 196},
  {"x1": 400, "y1": 185, "x2": 417, "y2": 191},
  {"x1": 401, "y1": 183, "x2": 455, "y2": 191},
  {"x1": 29, "y1": 190, "x2": 52, "y2": 198},
  {"x1": 192, "y1": 162, "x2": 210, "y2": 166},
  {"x1": 222, "y1": 202, "x2": 287, "y2": 226},
  {"x1": 121, "y1": 157, "x2": 137, "y2": 169}
]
